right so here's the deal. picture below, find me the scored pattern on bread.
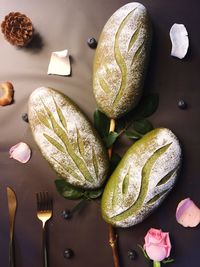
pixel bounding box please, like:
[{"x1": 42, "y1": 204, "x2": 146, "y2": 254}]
[
  {"x1": 101, "y1": 128, "x2": 182, "y2": 227},
  {"x1": 29, "y1": 87, "x2": 109, "y2": 189},
  {"x1": 93, "y1": 3, "x2": 152, "y2": 119},
  {"x1": 111, "y1": 143, "x2": 172, "y2": 219},
  {"x1": 39, "y1": 99, "x2": 95, "y2": 183},
  {"x1": 113, "y1": 8, "x2": 141, "y2": 108}
]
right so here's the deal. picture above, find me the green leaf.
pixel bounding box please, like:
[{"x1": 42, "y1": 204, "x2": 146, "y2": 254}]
[
  {"x1": 132, "y1": 93, "x2": 159, "y2": 120},
  {"x1": 93, "y1": 109, "x2": 110, "y2": 138},
  {"x1": 55, "y1": 179, "x2": 103, "y2": 200},
  {"x1": 103, "y1": 132, "x2": 119, "y2": 148},
  {"x1": 110, "y1": 153, "x2": 121, "y2": 172},
  {"x1": 115, "y1": 94, "x2": 158, "y2": 137},
  {"x1": 137, "y1": 244, "x2": 150, "y2": 260},
  {"x1": 162, "y1": 258, "x2": 175, "y2": 264},
  {"x1": 85, "y1": 187, "x2": 104, "y2": 199},
  {"x1": 133, "y1": 119, "x2": 153, "y2": 135},
  {"x1": 125, "y1": 130, "x2": 142, "y2": 140},
  {"x1": 55, "y1": 179, "x2": 84, "y2": 199}
]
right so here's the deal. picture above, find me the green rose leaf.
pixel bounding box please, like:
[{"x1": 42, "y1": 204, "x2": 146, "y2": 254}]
[
  {"x1": 55, "y1": 179, "x2": 104, "y2": 200},
  {"x1": 85, "y1": 187, "x2": 104, "y2": 199},
  {"x1": 93, "y1": 109, "x2": 110, "y2": 138},
  {"x1": 133, "y1": 119, "x2": 153, "y2": 135},
  {"x1": 103, "y1": 132, "x2": 119, "y2": 148},
  {"x1": 162, "y1": 258, "x2": 175, "y2": 264},
  {"x1": 125, "y1": 130, "x2": 142, "y2": 140},
  {"x1": 137, "y1": 244, "x2": 150, "y2": 261},
  {"x1": 132, "y1": 93, "x2": 159, "y2": 120},
  {"x1": 55, "y1": 179, "x2": 84, "y2": 199}
]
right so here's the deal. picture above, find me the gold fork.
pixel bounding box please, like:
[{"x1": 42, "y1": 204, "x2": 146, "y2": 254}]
[{"x1": 36, "y1": 192, "x2": 53, "y2": 267}]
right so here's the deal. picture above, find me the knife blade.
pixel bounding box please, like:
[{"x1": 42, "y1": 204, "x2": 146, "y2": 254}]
[{"x1": 7, "y1": 187, "x2": 17, "y2": 267}]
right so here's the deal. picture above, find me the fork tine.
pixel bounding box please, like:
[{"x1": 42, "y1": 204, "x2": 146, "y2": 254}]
[
  {"x1": 36, "y1": 191, "x2": 53, "y2": 211},
  {"x1": 36, "y1": 192, "x2": 41, "y2": 211},
  {"x1": 42, "y1": 192, "x2": 46, "y2": 210},
  {"x1": 46, "y1": 192, "x2": 52, "y2": 211}
]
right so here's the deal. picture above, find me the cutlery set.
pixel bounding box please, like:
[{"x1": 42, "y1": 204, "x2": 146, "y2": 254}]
[{"x1": 6, "y1": 188, "x2": 53, "y2": 267}]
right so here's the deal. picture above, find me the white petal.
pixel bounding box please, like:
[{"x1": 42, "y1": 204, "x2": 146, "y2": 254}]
[
  {"x1": 48, "y1": 49, "x2": 71, "y2": 76},
  {"x1": 170, "y1": 23, "x2": 189, "y2": 59},
  {"x1": 9, "y1": 142, "x2": 31, "y2": 163}
]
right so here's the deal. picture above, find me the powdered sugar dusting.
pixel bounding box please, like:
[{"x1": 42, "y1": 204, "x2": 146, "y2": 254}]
[
  {"x1": 102, "y1": 128, "x2": 182, "y2": 227},
  {"x1": 93, "y1": 2, "x2": 151, "y2": 118},
  {"x1": 29, "y1": 87, "x2": 109, "y2": 189}
]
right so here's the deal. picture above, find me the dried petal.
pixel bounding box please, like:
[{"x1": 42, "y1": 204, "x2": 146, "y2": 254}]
[
  {"x1": 170, "y1": 23, "x2": 189, "y2": 59},
  {"x1": 47, "y1": 49, "x2": 71, "y2": 76},
  {"x1": 9, "y1": 142, "x2": 31, "y2": 163},
  {"x1": 176, "y1": 198, "x2": 200, "y2": 227}
]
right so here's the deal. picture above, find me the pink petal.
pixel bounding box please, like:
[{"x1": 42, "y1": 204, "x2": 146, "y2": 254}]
[
  {"x1": 164, "y1": 233, "x2": 171, "y2": 257},
  {"x1": 146, "y1": 244, "x2": 167, "y2": 262},
  {"x1": 176, "y1": 198, "x2": 200, "y2": 227},
  {"x1": 9, "y1": 142, "x2": 31, "y2": 163},
  {"x1": 148, "y1": 228, "x2": 163, "y2": 244}
]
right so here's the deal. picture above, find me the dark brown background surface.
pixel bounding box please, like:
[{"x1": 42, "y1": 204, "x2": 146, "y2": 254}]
[{"x1": 0, "y1": 0, "x2": 200, "y2": 266}]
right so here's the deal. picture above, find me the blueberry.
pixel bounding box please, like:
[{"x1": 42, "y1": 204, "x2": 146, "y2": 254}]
[
  {"x1": 127, "y1": 249, "x2": 137, "y2": 260},
  {"x1": 87, "y1": 37, "x2": 97, "y2": 49},
  {"x1": 61, "y1": 209, "x2": 72, "y2": 220},
  {"x1": 178, "y1": 100, "x2": 187, "y2": 109},
  {"x1": 22, "y1": 113, "x2": 29, "y2": 123},
  {"x1": 64, "y1": 248, "x2": 74, "y2": 259}
]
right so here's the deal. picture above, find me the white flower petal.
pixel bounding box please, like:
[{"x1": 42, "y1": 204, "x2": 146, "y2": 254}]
[
  {"x1": 47, "y1": 49, "x2": 71, "y2": 76},
  {"x1": 9, "y1": 142, "x2": 31, "y2": 163},
  {"x1": 170, "y1": 23, "x2": 189, "y2": 59}
]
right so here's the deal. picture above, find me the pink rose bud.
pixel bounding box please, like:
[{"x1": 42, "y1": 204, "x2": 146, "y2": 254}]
[
  {"x1": 144, "y1": 228, "x2": 171, "y2": 262},
  {"x1": 9, "y1": 142, "x2": 31, "y2": 163}
]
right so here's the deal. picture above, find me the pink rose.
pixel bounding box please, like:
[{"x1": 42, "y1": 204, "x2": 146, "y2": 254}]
[{"x1": 143, "y1": 228, "x2": 171, "y2": 262}]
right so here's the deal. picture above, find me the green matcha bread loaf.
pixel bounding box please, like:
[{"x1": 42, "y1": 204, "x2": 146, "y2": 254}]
[
  {"x1": 93, "y1": 2, "x2": 152, "y2": 119},
  {"x1": 101, "y1": 128, "x2": 182, "y2": 227},
  {"x1": 28, "y1": 87, "x2": 109, "y2": 189}
]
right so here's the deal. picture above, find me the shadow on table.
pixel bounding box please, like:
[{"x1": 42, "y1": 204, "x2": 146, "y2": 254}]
[{"x1": 20, "y1": 30, "x2": 44, "y2": 53}]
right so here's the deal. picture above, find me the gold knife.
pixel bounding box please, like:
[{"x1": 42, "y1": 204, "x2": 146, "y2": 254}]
[{"x1": 7, "y1": 187, "x2": 17, "y2": 267}]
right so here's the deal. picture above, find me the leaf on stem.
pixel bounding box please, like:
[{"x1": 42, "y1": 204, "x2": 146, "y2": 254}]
[
  {"x1": 133, "y1": 119, "x2": 153, "y2": 135},
  {"x1": 55, "y1": 179, "x2": 104, "y2": 200},
  {"x1": 132, "y1": 93, "x2": 159, "y2": 120},
  {"x1": 84, "y1": 187, "x2": 104, "y2": 199},
  {"x1": 55, "y1": 179, "x2": 84, "y2": 199},
  {"x1": 93, "y1": 109, "x2": 110, "y2": 138},
  {"x1": 162, "y1": 258, "x2": 175, "y2": 264},
  {"x1": 125, "y1": 130, "x2": 142, "y2": 140},
  {"x1": 137, "y1": 244, "x2": 151, "y2": 261},
  {"x1": 103, "y1": 132, "x2": 119, "y2": 148}
]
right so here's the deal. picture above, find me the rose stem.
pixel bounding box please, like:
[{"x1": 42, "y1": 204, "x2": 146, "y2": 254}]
[
  {"x1": 108, "y1": 118, "x2": 120, "y2": 267},
  {"x1": 153, "y1": 261, "x2": 161, "y2": 267}
]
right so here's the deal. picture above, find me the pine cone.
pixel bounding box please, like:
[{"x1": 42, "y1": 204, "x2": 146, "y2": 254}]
[{"x1": 1, "y1": 12, "x2": 34, "y2": 47}]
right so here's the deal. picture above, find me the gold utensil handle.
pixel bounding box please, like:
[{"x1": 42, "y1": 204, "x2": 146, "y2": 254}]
[
  {"x1": 7, "y1": 187, "x2": 17, "y2": 267},
  {"x1": 9, "y1": 239, "x2": 15, "y2": 267}
]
